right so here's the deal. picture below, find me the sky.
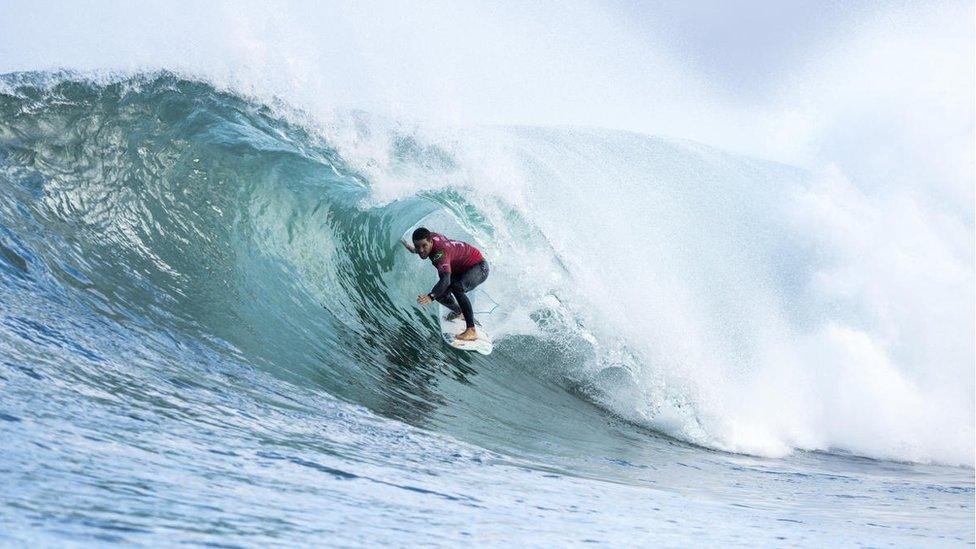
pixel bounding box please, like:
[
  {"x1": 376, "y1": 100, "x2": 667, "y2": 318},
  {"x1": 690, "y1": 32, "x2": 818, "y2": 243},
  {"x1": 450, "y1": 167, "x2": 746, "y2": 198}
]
[{"x1": 612, "y1": 1, "x2": 879, "y2": 99}]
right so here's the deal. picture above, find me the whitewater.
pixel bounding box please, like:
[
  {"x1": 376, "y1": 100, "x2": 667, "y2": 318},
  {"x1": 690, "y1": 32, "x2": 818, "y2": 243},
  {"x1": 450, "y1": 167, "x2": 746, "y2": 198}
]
[{"x1": 1, "y1": 1, "x2": 973, "y2": 546}]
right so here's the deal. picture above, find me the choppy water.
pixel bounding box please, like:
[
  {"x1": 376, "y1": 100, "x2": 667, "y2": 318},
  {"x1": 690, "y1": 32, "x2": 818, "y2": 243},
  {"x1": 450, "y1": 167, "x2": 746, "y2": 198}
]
[{"x1": 0, "y1": 73, "x2": 972, "y2": 546}]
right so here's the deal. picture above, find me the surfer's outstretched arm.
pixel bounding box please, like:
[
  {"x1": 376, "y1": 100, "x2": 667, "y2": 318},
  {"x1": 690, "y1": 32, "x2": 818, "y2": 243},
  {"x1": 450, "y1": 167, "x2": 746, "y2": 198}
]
[
  {"x1": 400, "y1": 238, "x2": 417, "y2": 254},
  {"x1": 417, "y1": 272, "x2": 452, "y2": 305},
  {"x1": 429, "y1": 272, "x2": 452, "y2": 300}
]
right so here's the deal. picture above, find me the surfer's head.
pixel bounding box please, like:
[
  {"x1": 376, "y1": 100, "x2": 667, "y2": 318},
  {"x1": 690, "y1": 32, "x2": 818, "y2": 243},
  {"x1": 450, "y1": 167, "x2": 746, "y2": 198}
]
[{"x1": 412, "y1": 227, "x2": 433, "y2": 259}]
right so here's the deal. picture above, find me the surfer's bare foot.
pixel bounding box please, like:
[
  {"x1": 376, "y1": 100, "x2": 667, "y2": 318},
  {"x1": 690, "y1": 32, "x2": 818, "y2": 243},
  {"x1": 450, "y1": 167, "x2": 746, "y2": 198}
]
[
  {"x1": 456, "y1": 327, "x2": 478, "y2": 341},
  {"x1": 445, "y1": 311, "x2": 463, "y2": 322}
]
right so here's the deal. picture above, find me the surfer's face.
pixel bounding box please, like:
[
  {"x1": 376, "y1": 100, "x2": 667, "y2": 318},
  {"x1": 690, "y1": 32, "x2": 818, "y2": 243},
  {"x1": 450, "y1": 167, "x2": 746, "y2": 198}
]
[{"x1": 414, "y1": 238, "x2": 433, "y2": 259}]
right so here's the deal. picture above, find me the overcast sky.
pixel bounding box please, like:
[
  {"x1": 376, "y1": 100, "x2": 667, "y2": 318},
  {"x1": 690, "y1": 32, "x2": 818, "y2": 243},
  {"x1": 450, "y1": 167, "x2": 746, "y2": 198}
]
[{"x1": 0, "y1": 1, "x2": 946, "y2": 114}]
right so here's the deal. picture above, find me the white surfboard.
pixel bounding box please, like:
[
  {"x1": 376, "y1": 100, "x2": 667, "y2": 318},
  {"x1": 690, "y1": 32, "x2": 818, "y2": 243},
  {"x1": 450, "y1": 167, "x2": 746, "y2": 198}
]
[{"x1": 438, "y1": 307, "x2": 493, "y2": 355}]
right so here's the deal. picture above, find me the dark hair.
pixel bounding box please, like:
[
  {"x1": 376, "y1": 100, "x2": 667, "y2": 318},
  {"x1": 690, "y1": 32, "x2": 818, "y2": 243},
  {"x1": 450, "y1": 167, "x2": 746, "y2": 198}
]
[{"x1": 412, "y1": 227, "x2": 431, "y2": 242}]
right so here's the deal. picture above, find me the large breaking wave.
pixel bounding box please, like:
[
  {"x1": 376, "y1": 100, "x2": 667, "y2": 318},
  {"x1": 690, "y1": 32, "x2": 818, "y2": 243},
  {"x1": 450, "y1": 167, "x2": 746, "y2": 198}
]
[{"x1": 0, "y1": 72, "x2": 972, "y2": 468}]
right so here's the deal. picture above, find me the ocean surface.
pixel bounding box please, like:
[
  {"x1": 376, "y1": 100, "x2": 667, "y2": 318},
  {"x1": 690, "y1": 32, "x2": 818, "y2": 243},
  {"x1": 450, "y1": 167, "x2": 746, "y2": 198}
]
[{"x1": 0, "y1": 73, "x2": 973, "y2": 546}]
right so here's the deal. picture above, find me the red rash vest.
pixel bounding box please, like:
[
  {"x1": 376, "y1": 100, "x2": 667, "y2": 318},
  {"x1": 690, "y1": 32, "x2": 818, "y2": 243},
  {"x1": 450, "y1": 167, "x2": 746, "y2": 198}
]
[{"x1": 429, "y1": 232, "x2": 484, "y2": 275}]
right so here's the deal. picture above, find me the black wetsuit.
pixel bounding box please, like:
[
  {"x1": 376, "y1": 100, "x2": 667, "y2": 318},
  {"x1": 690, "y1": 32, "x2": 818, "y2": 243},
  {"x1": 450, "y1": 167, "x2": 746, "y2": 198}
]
[{"x1": 429, "y1": 260, "x2": 489, "y2": 328}]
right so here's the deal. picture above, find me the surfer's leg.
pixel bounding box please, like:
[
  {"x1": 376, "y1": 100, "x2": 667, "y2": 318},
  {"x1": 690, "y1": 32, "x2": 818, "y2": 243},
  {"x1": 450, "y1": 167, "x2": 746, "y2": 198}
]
[
  {"x1": 445, "y1": 261, "x2": 489, "y2": 336},
  {"x1": 449, "y1": 283, "x2": 476, "y2": 328},
  {"x1": 460, "y1": 260, "x2": 489, "y2": 291},
  {"x1": 451, "y1": 261, "x2": 489, "y2": 329},
  {"x1": 435, "y1": 294, "x2": 462, "y2": 315}
]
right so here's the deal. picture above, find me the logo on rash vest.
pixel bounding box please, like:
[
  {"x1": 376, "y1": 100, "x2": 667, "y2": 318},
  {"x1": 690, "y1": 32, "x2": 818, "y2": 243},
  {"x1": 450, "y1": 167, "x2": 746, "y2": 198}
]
[{"x1": 432, "y1": 251, "x2": 445, "y2": 260}]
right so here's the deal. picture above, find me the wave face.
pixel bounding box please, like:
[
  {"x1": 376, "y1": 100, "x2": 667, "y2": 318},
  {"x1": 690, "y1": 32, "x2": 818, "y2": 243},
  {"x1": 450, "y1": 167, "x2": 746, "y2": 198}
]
[{"x1": 1, "y1": 73, "x2": 973, "y2": 545}]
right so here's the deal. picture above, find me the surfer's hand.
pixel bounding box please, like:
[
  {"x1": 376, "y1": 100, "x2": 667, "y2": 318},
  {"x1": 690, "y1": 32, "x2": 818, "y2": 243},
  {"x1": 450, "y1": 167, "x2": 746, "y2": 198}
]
[{"x1": 417, "y1": 294, "x2": 433, "y2": 305}]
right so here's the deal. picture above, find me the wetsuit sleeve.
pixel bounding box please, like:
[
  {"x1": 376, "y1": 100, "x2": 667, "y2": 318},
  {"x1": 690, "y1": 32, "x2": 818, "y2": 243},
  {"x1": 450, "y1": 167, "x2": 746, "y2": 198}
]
[
  {"x1": 429, "y1": 272, "x2": 452, "y2": 300},
  {"x1": 427, "y1": 244, "x2": 452, "y2": 299}
]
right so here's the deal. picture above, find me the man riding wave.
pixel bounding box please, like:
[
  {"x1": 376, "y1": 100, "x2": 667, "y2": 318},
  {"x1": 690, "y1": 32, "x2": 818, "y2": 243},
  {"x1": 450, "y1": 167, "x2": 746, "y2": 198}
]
[{"x1": 401, "y1": 227, "x2": 489, "y2": 342}]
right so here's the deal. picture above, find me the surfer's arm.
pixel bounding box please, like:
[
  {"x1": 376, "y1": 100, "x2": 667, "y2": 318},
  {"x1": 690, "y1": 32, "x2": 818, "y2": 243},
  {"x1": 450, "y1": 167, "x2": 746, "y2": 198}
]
[
  {"x1": 429, "y1": 271, "x2": 452, "y2": 300},
  {"x1": 400, "y1": 238, "x2": 417, "y2": 254}
]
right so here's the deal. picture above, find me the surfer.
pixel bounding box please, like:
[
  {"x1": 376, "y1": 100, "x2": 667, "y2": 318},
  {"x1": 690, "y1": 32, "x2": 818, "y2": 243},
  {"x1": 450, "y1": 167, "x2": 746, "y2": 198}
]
[{"x1": 401, "y1": 227, "x2": 489, "y2": 341}]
